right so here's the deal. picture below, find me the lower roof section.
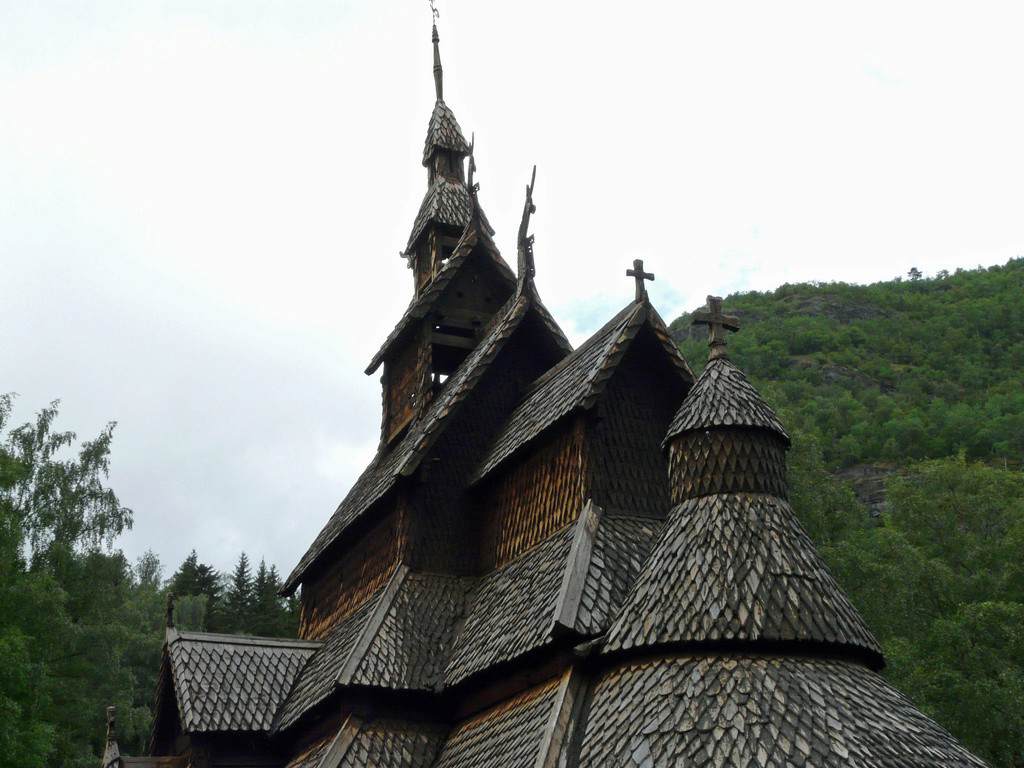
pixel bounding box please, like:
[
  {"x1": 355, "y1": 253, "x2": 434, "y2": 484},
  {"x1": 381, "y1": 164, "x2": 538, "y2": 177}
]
[
  {"x1": 165, "y1": 629, "x2": 320, "y2": 733},
  {"x1": 604, "y1": 492, "x2": 883, "y2": 664},
  {"x1": 576, "y1": 653, "x2": 989, "y2": 768}
]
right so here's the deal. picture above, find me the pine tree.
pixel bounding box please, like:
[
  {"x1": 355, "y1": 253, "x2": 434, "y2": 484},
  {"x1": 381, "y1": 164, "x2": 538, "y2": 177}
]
[
  {"x1": 223, "y1": 553, "x2": 253, "y2": 634},
  {"x1": 168, "y1": 551, "x2": 222, "y2": 631}
]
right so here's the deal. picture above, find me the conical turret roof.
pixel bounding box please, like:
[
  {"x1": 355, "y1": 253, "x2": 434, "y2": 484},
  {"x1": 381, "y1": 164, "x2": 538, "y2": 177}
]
[
  {"x1": 603, "y1": 491, "x2": 883, "y2": 663},
  {"x1": 422, "y1": 100, "x2": 470, "y2": 165},
  {"x1": 665, "y1": 355, "x2": 789, "y2": 444}
]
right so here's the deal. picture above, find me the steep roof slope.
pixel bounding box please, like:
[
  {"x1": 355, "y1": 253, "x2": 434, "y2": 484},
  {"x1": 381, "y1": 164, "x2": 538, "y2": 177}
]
[
  {"x1": 283, "y1": 289, "x2": 569, "y2": 594},
  {"x1": 164, "y1": 630, "x2": 319, "y2": 733},
  {"x1": 666, "y1": 355, "x2": 789, "y2": 443},
  {"x1": 368, "y1": 197, "x2": 516, "y2": 375},
  {"x1": 577, "y1": 654, "x2": 989, "y2": 768},
  {"x1": 603, "y1": 492, "x2": 883, "y2": 660},
  {"x1": 473, "y1": 299, "x2": 692, "y2": 483}
]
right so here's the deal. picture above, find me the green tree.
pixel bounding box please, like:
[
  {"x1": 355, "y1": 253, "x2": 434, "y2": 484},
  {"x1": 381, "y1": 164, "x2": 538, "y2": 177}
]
[
  {"x1": 223, "y1": 552, "x2": 253, "y2": 633},
  {"x1": 0, "y1": 395, "x2": 136, "y2": 768}
]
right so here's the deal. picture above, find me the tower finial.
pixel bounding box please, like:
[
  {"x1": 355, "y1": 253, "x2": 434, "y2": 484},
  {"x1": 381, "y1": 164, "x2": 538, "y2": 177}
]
[
  {"x1": 691, "y1": 295, "x2": 741, "y2": 359},
  {"x1": 431, "y1": 8, "x2": 443, "y2": 102},
  {"x1": 517, "y1": 166, "x2": 537, "y2": 292},
  {"x1": 166, "y1": 593, "x2": 175, "y2": 628},
  {"x1": 626, "y1": 259, "x2": 654, "y2": 303}
]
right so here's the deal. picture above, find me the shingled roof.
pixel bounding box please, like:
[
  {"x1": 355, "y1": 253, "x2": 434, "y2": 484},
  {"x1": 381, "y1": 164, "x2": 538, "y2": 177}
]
[
  {"x1": 432, "y1": 676, "x2": 564, "y2": 768},
  {"x1": 666, "y1": 355, "x2": 789, "y2": 444},
  {"x1": 422, "y1": 100, "x2": 470, "y2": 165},
  {"x1": 284, "y1": 284, "x2": 571, "y2": 594},
  {"x1": 132, "y1": 18, "x2": 993, "y2": 768},
  {"x1": 603, "y1": 492, "x2": 883, "y2": 662},
  {"x1": 472, "y1": 298, "x2": 692, "y2": 483},
  {"x1": 445, "y1": 504, "x2": 659, "y2": 685},
  {"x1": 577, "y1": 654, "x2": 989, "y2": 768},
  {"x1": 273, "y1": 587, "x2": 387, "y2": 731},
  {"x1": 348, "y1": 572, "x2": 471, "y2": 691},
  {"x1": 164, "y1": 629, "x2": 319, "y2": 733},
  {"x1": 406, "y1": 177, "x2": 474, "y2": 252}
]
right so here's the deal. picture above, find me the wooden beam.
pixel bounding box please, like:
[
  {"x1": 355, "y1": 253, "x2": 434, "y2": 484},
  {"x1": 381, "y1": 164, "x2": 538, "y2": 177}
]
[
  {"x1": 435, "y1": 307, "x2": 491, "y2": 326},
  {"x1": 315, "y1": 713, "x2": 363, "y2": 768},
  {"x1": 550, "y1": 500, "x2": 602, "y2": 635},
  {"x1": 431, "y1": 331, "x2": 477, "y2": 349},
  {"x1": 534, "y1": 666, "x2": 587, "y2": 768},
  {"x1": 336, "y1": 565, "x2": 408, "y2": 686}
]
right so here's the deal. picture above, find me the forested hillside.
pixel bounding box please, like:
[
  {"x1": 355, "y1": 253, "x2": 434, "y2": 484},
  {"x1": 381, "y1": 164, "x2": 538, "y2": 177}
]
[
  {"x1": 672, "y1": 258, "x2": 1024, "y2": 767},
  {"x1": 671, "y1": 258, "x2": 1024, "y2": 468}
]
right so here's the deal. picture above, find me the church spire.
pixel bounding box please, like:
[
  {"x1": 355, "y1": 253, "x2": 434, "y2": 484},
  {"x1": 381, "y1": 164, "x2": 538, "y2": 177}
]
[{"x1": 432, "y1": 23, "x2": 444, "y2": 101}]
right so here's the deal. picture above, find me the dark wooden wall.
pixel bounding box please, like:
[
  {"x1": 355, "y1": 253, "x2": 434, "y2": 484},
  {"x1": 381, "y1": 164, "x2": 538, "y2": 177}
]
[
  {"x1": 299, "y1": 506, "x2": 405, "y2": 641},
  {"x1": 407, "y1": 313, "x2": 564, "y2": 575},
  {"x1": 479, "y1": 419, "x2": 587, "y2": 569},
  {"x1": 587, "y1": 329, "x2": 687, "y2": 518}
]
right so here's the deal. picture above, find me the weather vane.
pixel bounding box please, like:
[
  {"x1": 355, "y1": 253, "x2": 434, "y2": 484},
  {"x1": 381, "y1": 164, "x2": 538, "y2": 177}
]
[{"x1": 429, "y1": 0, "x2": 439, "y2": 20}]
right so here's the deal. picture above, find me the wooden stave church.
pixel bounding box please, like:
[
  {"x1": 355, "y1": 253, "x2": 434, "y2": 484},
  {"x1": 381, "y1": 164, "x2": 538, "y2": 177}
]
[{"x1": 102, "y1": 21, "x2": 990, "y2": 768}]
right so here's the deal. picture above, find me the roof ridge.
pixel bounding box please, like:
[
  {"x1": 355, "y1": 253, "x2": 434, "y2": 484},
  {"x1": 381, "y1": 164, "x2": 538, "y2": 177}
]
[
  {"x1": 516, "y1": 301, "x2": 638, "y2": 402},
  {"x1": 170, "y1": 630, "x2": 322, "y2": 649},
  {"x1": 550, "y1": 501, "x2": 603, "y2": 635},
  {"x1": 578, "y1": 301, "x2": 648, "y2": 409},
  {"x1": 471, "y1": 300, "x2": 690, "y2": 485}
]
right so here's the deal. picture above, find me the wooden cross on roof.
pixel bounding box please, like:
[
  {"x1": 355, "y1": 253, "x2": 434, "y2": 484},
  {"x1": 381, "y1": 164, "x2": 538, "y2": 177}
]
[
  {"x1": 691, "y1": 295, "x2": 740, "y2": 359},
  {"x1": 626, "y1": 259, "x2": 654, "y2": 302}
]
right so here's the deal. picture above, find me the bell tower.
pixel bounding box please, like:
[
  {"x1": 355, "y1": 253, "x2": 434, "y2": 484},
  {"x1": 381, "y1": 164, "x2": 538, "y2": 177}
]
[
  {"x1": 370, "y1": 23, "x2": 517, "y2": 447},
  {"x1": 406, "y1": 24, "x2": 472, "y2": 296}
]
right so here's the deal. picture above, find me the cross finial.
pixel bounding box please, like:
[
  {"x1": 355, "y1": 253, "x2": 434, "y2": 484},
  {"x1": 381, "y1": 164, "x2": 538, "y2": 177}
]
[
  {"x1": 691, "y1": 295, "x2": 740, "y2": 359},
  {"x1": 626, "y1": 259, "x2": 654, "y2": 302}
]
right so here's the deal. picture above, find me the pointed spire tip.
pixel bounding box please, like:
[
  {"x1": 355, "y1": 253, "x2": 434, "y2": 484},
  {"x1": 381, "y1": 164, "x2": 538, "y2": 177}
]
[{"x1": 431, "y1": 18, "x2": 443, "y2": 101}]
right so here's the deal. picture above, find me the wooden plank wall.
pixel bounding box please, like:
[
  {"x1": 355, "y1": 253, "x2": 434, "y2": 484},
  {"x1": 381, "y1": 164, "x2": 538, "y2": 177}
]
[
  {"x1": 480, "y1": 419, "x2": 587, "y2": 570},
  {"x1": 298, "y1": 507, "x2": 404, "y2": 641},
  {"x1": 383, "y1": 330, "x2": 431, "y2": 445}
]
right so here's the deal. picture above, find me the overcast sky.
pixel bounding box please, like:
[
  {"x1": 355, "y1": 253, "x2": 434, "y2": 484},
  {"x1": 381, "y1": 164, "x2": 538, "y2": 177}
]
[{"x1": 3, "y1": 1, "x2": 1023, "y2": 578}]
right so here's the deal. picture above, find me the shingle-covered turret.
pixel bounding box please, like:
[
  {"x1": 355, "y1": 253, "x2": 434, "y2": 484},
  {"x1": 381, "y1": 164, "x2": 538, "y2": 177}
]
[
  {"x1": 405, "y1": 24, "x2": 474, "y2": 290},
  {"x1": 604, "y1": 295, "x2": 883, "y2": 665}
]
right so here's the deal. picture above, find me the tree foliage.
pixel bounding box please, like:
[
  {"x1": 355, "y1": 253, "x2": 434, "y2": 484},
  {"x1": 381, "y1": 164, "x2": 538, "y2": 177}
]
[
  {"x1": 672, "y1": 258, "x2": 1024, "y2": 468},
  {"x1": 0, "y1": 397, "x2": 297, "y2": 767}
]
